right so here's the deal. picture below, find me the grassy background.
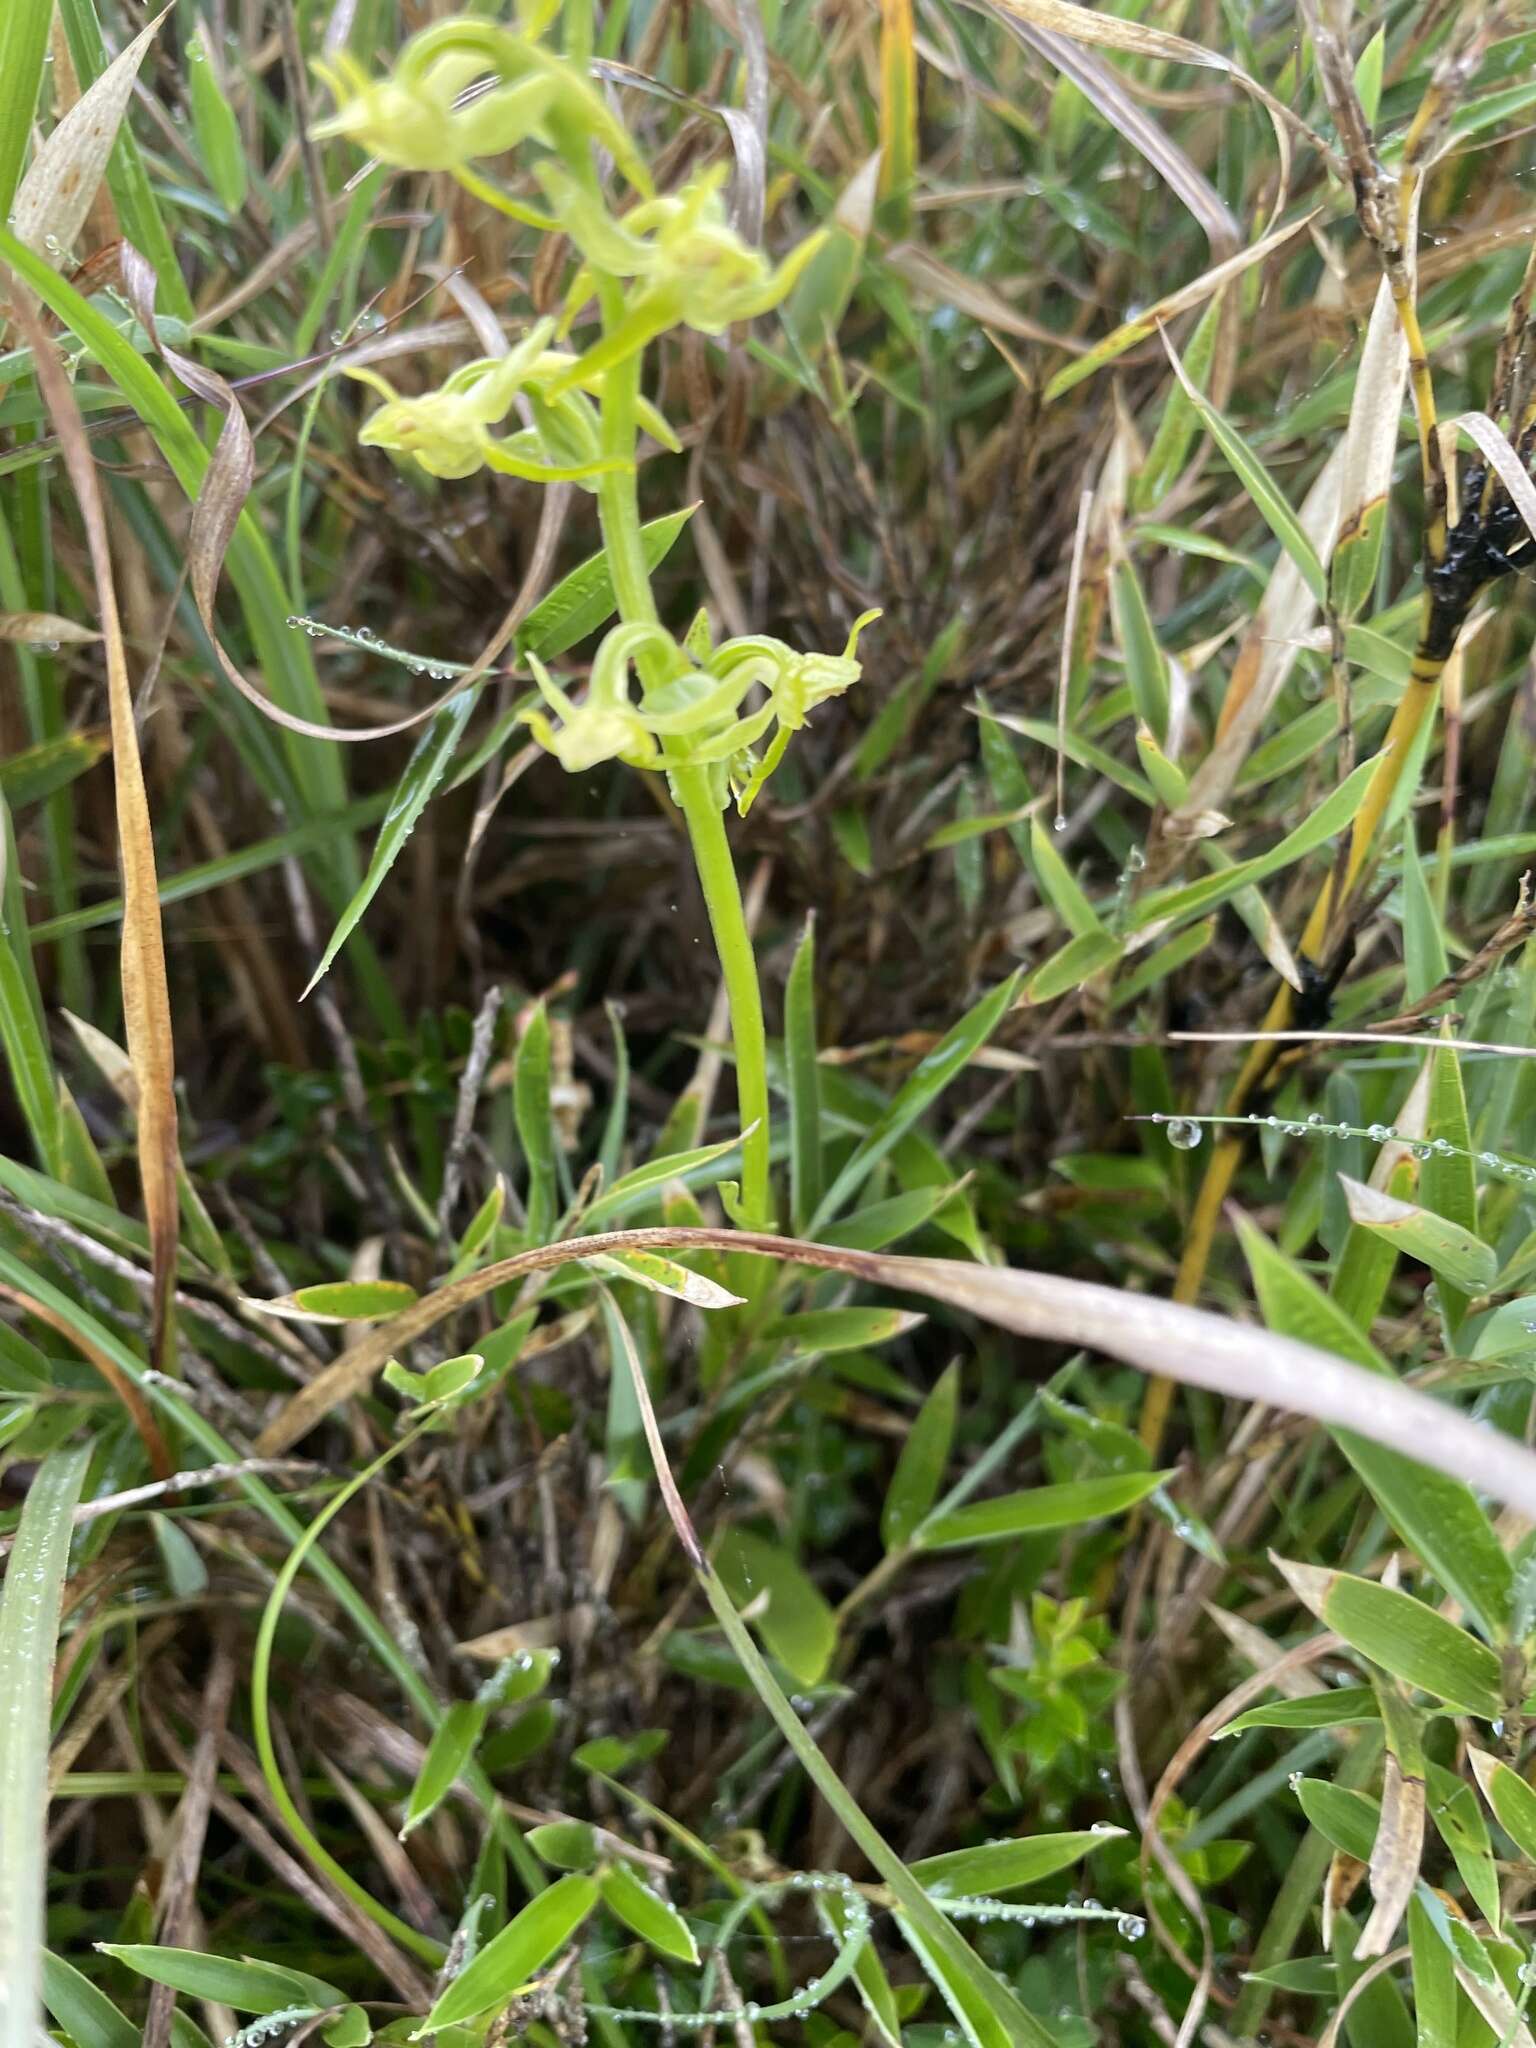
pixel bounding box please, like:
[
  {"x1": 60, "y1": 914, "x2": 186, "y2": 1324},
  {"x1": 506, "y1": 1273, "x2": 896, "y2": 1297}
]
[{"x1": 7, "y1": 3, "x2": 1536, "y2": 2046}]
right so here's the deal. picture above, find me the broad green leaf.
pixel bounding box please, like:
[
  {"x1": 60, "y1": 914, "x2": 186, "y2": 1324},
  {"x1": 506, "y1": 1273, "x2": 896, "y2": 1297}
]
[
  {"x1": 1214, "y1": 1686, "x2": 1382, "y2": 1738},
  {"x1": 1401, "y1": 834, "x2": 1448, "y2": 1005},
  {"x1": 1110, "y1": 559, "x2": 1170, "y2": 744},
  {"x1": 516, "y1": 511, "x2": 693, "y2": 661},
  {"x1": 1133, "y1": 289, "x2": 1225, "y2": 511},
  {"x1": 1354, "y1": 26, "x2": 1386, "y2": 126},
  {"x1": 257, "y1": 1280, "x2": 419, "y2": 1323},
  {"x1": 303, "y1": 686, "x2": 480, "y2": 997},
  {"x1": 1408, "y1": 1894, "x2": 1456, "y2": 2048},
  {"x1": 515, "y1": 1002, "x2": 556, "y2": 1242},
  {"x1": 912, "y1": 1828, "x2": 1124, "y2": 1898},
  {"x1": 598, "y1": 1860, "x2": 699, "y2": 1964},
  {"x1": 1293, "y1": 1780, "x2": 1381, "y2": 1863},
  {"x1": 1421, "y1": 1043, "x2": 1479, "y2": 1332},
  {"x1": 918, "y1": 1470, "x2": 1169, "y2": 1549},
  {"x1": 785, "y1": 913, "x2": 822, "y2": 1231},
  {"x1": 585, "y1": 1251, "x2": 744, "y2": 1309},
  {"x1": 582, "y1": 1129, "x2": 749, "y2": 1228},
  {"x1": 764, "y1": 1306, "x2": 925, "y2": 1356},
  {"x1": 811, "y1": 973, "x2": 1021, "y2": 1226},
  {"x1": 401, "y1": 1702, "x2": 488, "y2": 1838},
  {"x1": 1131, "y1": 752, "x2": 1378, "y2": 933},
  {"x1": 715, "y1": 1528, "x2": 837, "y2": 1686},
  {"x1": 818, "y1": 1183, "x2": 965, "y2": 1251},
  {"x1": 1160, "y1": 332, "x2": 1327, "y2": 602},
  {"x1": 0, "y1": 0, "x2": 52, "y2": 215},
  {"x1": 0, "y1": 730, "x2": 109, "y2": 809},
  {"x1": 1026, "y1": 929, "x2": 1125, "y2": 1003},
  {"x1": 1135, "y1": 724, "x2": 1189, "y2": 808},
  {"x1": 1425, "y1": 1760, "x2": 1500, "y2": 1928},
  {"x1": 882, "y1": 1362, "x2": 958, "y2": 1550},
  {"x1": 1028, "y1": 816, "x2": 1105, "y2": 938},
  {"x1": 1468, "y1": 1746, "x2": 1536, "y2": 1866},
  {"x1": 829, "y1": 804, "x2": 874, "y2": 876},
  {"x1": 528, "y1": 1821, "x2": 600, "y2": 1871},
  {"x1": 421, "y1": 1875, "x2": 599, "y2": 2031},
  {"x1": 1338, "y1": 1175, "x2": 1496, "y2": 1295},
  {"x1": 1279, "y1": 1561, "x2": 1504, "y2": 1717},
  {"x1": 42, "y1": 1952, "x2": 139, "y2": 2048},
  {"x1": 97, "y1": 1946, "x2": 344, "y2": 2014},
  {"x1": 1240, "y1": 1219, "x2": 1511, "y2": 1638},
  {"x1": 188, "y1": 19, "x2": 247, "y2": 213}
]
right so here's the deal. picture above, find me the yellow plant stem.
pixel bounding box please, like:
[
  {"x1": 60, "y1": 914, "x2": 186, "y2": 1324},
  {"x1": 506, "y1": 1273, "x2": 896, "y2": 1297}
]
[{"x1": 1138, "y1": 609, "x2": 1448, "y2": 1457}]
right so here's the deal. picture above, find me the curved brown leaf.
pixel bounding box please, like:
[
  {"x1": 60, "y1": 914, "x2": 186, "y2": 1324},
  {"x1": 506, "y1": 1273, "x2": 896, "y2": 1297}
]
[
  {"x1": 6, "y1": 289, "x2": 180, "y2": 1372},
  {"x1": 254, "y1": 1228, "x2": 1536, "y2": 1525}
]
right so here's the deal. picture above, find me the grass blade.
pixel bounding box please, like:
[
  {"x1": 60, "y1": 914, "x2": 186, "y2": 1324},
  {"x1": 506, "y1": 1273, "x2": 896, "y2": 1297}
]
[{"x1": 0, "y1": 1440, "x2": 91, "y2": 2048}]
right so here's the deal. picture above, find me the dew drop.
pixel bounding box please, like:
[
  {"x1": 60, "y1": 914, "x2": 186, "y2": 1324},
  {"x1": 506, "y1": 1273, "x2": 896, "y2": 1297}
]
[
  {"x1": 1166, "y1": 1117, "x2": 1202, "y2": 1150},
  {"x1": 1054, "y1": 813, "x2": 1068, "y2": 832}
]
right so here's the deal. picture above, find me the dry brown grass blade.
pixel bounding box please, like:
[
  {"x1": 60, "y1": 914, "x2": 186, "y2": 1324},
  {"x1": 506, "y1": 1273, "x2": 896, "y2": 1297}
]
[
  {"x1": 253, "y1": 1231, "x2": 1536, "y2": 1525},
  {"x1": 979, "y1": 0, "x2": 1318, "y2": 198},
  {"x1": 1000, "y1": 21, "x2": 1238, "y2": 257},
  {"x1": 1043, "y1": 211, "x2": 1320, "y2": 403},
  {"x1": 7, "y1": 290, "x2": 181, "y2": 1373},
  {"x1": 0, "y1": 1281, "x2": 171, "y2": 1477}
]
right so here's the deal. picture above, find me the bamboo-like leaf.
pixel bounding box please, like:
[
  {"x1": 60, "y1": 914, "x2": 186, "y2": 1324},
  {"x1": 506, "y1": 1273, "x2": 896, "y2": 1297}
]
[
  {"x1": 919, "y1": 1469, "x2": 1168, "y2": 1548},
  {"x1": 598, "y1": 1861, "x2": 699, "y2": 1965},
  {"x1": 515, "y1": 511, "x2": 694, "y2": 661},
  {"x1": 8, "y1": 296, "x2": 180, "y2": 1367},
  {"x1": 1133, "y1": 753, "x2": 1378, "y2": 933},
  {"x1": 303, "y1": 685, "x2": 481, "y2": 997},
  {"x1": 912, "y1": 1829, "x2": 1123, "y2": 1898},
  {"x1": 96, "y1": 1947, "x2": 343, "y2": 2015},
  {"x1": 715, "y1": 1527, "x2": 837, "y2": 1685},
  {"x1": 11, "y1": 9, "x2": 169, "y2": 265},
  {"x1": 1275, "y1": 1558, "x2": 1503, "y2": 1717},
  {"x1": 882, "y1": 1361, "x2": 958, "y2": 1550},
  {"x1": 421, "y1": 1877, "x2": 598, "y2": 2031},
  {"x1": 187, "y1": 17, "x2": 247, "y2": 213},
  {"x1": 1240, "y1": 1218, "x2": 1511, "y2": 1639},
  {"x1": 0, "y1": 1441, "x2": 90, "y2": 2048},
  {"x1": 1044, "y1": 213, "x2": 1314, "y2": 403},
  {"x1": 1338, "y1": 1175, "x2": 1496, "y2": 1295},
  {"x1": 1159, "y1": 329, "x2": 1326, "y2": 602}
]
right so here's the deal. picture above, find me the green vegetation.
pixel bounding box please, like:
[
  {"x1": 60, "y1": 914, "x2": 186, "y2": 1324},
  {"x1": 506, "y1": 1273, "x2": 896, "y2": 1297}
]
[{"x1": 8, "y1": 3, "x2": 1536, "y2": 2046}]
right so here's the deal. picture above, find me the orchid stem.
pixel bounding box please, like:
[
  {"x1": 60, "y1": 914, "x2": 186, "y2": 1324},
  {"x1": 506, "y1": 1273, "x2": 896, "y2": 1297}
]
[{"x1": 592, "y1": 296, "x2": 773, "y2": 1226}]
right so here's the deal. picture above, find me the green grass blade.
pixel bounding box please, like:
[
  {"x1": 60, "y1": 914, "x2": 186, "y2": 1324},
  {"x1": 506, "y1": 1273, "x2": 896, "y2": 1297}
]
[
  {"x1": 0, "y1": 0, "x2": 53, "y2": 215},
  {"x1": 0, "y1": 1439, "x2": 91, "y2": 2048}
]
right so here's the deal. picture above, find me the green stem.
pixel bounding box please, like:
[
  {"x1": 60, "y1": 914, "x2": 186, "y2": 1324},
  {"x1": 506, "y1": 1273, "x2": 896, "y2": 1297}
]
[{"x1": 591, "y1": 299, "x2": 772, "y2": 1226}]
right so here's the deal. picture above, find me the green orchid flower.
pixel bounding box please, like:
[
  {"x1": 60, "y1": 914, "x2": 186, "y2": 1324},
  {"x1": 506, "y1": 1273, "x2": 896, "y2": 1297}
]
[
  {"x1": 523, "y1": 612, "x2": 878, "y2": 811},
  {"x1": 313, "y1": 15, "x2": 649, "y2": 198},
  {"x1": 347, "y1": 320, "x2": 679, "y2": 486},
  {"x1": 715, "y1": 610, "x2": 880, "y2": 813},
  {"x1": 540, "y1": 164, "x2": 828, "y2": 391}
]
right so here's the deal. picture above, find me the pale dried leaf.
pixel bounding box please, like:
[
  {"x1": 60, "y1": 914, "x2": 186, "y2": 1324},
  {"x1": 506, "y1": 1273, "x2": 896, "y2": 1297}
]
[
  {"x1": 1002, "y1": 22, "x2": 1237, "y2": 255},
  {"x1": 0, "y1": 610, "x2": 102, "y2": 646},
  {"x1": 11, "y1": 9, "x2": 170, "y2": 267},
  {"x1": 1334, "y1": 277, "x2": 1410, "y2": 553},
  {"x1": 252, "y1": 1232, "x2": 1536, "y2": 1528},
  {"x1": 1356, "y1": 1752, "x2": 1424, "y2": 1957},
  {"x1": 1451, "y1": 410, "x2": 1536, "y2": 551},
  {"x1": 8, "y1": 292, "x2": 180, "y2": 1367},
  {"x1": 886, "y1": 243, "x2": 1082, "y2": 347}
]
